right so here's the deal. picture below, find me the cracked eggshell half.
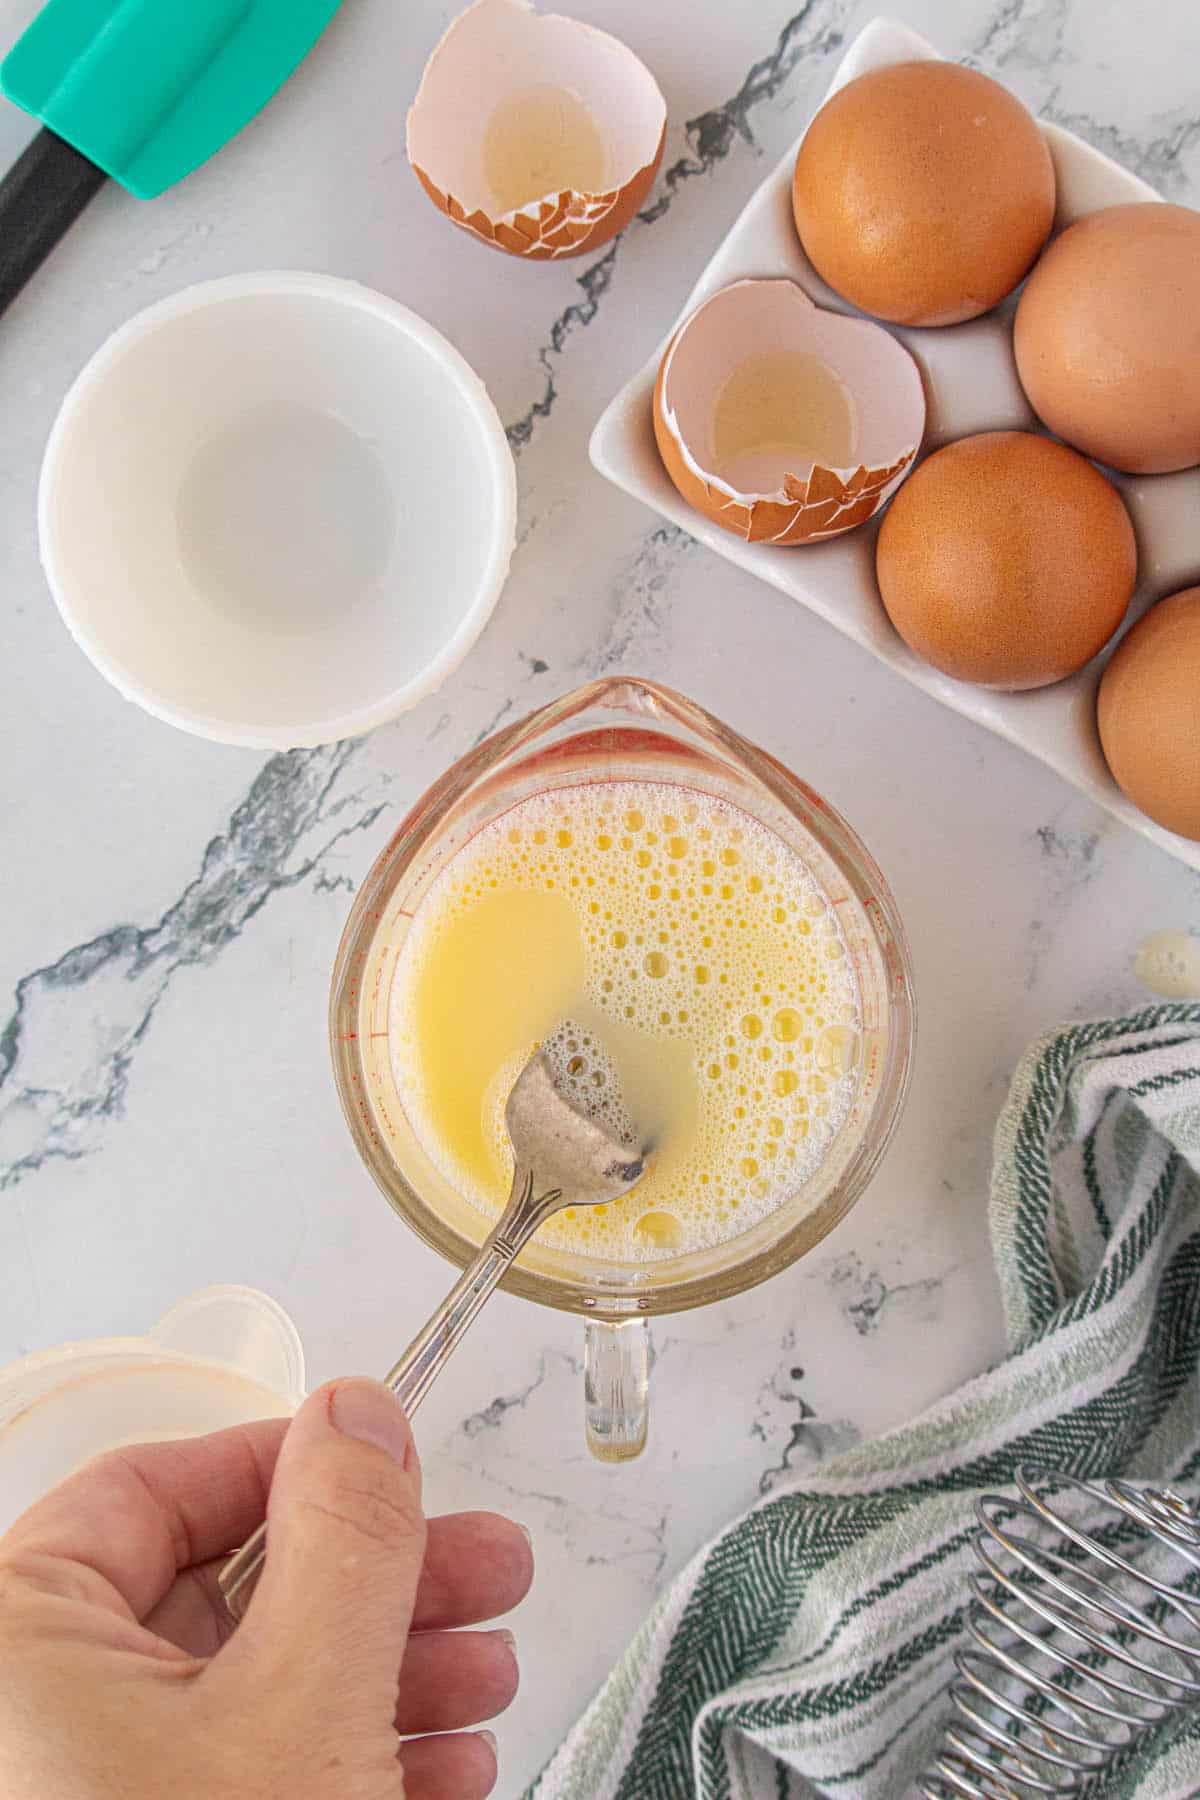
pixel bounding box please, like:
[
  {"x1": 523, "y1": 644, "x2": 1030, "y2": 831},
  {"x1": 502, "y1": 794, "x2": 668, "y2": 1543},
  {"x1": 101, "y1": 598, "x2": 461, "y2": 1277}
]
[
  {"x1": 653, "y1": 280, "x2": 925, "y2": 545},
  {"x1": 406, "y1": 0, "x2": 666, "y2": 260}
]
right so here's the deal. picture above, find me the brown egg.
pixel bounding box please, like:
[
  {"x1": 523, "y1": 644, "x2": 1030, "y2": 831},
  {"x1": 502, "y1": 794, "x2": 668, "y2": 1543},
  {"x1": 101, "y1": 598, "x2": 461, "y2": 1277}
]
[
  {"x1": 792, "y1": 62, "x2": 1055, "y2": 327},
  {"x1": 875, "y1": 432, "x2": 1136, "y2": 689},
  {"x1": 1014, "y1": 204, "x2": 1200, "y2": 475},
  {"x1": 1098, "y1": 587, "x2": 1200, "y2": 839}
]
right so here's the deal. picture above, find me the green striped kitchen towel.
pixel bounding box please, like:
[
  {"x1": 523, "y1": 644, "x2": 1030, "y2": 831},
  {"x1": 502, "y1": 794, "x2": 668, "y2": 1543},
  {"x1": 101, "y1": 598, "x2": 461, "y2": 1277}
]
[{"x1": 528, "y1": 1003, "x2": 1200, "y2": 1800}]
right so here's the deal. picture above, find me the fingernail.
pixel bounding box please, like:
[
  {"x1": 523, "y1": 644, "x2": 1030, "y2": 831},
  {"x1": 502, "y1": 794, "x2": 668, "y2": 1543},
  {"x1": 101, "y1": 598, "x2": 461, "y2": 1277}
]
[
  {"x1": 516, "y1": 1522, "x2": 533, "y2": 1547},
  {"x1": 478, "y1": 1730, "x2": 498, "y2": 1755},
  {"x1": 494, "y1": 1628, "x2": 517, "y2": 1659},
  {"x1": 329, "y1": 1379, "x2": 412, "y2": 1465}
]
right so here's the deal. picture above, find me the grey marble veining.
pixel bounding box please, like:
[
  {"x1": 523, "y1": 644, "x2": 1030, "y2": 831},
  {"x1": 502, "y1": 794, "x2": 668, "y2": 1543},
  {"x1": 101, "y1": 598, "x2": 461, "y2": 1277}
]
[
  {"x1": 753, "y1": 1346, "x2": 862, "y2": 1495},
  {"x1": 2, "y1": 1, "x2": 1200, "y2": 1793},
  {"x1": 0, "y1": 743, "x2": 379, "y2": 1190}
]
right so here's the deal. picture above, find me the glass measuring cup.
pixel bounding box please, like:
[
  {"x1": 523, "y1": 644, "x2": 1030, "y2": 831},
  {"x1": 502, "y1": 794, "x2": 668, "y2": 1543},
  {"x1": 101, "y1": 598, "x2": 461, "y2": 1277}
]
[{"x1": 331, "y1": 678, "x2": 914, "y2": 1458}]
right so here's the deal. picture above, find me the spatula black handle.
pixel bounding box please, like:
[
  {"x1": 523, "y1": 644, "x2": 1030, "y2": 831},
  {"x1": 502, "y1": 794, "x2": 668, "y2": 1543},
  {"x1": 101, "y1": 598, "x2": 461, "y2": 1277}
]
[{"x1": 0, "y1": 126, "x2": 107, "y2": 318}]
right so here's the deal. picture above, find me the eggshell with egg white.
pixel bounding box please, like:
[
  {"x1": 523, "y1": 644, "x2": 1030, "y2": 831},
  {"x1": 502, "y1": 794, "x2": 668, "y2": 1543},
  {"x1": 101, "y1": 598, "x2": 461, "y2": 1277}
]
[
  {"x1": 406, "y1": 0, "x2": 666, "y2": 260},
  {"x1": 653, "y1": 279, "x2": 925, "y2": 546}
]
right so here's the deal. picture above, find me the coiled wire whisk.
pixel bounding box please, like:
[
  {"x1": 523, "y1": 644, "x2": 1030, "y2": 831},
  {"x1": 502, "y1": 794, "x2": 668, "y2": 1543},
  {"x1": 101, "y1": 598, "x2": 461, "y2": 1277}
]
[{"x1": 921, "y1": 1465, "x2": 1200, "y2": 1798}]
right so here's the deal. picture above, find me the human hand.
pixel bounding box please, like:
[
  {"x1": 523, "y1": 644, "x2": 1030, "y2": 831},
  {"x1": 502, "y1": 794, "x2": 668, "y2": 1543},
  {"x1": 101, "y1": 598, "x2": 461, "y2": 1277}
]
[{"x1": 0, "y1": 1378, "x2": 531, "y2": 1798}]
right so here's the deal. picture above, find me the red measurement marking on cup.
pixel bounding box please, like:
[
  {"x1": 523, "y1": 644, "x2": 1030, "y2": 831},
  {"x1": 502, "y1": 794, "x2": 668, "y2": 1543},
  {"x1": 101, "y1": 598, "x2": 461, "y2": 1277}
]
[{"x1": 338, "y1": 1031, "x2": 358, "y2": 1040}]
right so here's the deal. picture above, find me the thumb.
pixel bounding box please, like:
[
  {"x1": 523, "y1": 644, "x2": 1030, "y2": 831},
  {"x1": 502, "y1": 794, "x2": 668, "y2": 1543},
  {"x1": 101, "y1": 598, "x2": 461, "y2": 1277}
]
[{"x1": 233, "y1": 1378, "x2": 425, "y2": 1724}]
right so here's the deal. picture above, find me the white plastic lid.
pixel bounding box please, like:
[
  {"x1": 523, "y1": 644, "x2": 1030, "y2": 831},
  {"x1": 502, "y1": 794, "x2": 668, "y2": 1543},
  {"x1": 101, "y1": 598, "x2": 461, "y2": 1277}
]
[{"x1": 0, "y1": 1287, "x2": 306, "y2": 1534}]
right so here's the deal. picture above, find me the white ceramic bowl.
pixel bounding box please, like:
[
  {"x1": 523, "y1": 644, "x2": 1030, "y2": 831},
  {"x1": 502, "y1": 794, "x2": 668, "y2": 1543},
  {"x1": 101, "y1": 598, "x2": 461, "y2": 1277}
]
[
  {"x1": 40, "y1": 272, "x2": 517, "y2": 750},
  {"x1": 0, "y1": 1286, "x2": 305, "y2": 1533},
  {"x1": 590, "y1": 19, "x2": 1200, "y2": 872}
]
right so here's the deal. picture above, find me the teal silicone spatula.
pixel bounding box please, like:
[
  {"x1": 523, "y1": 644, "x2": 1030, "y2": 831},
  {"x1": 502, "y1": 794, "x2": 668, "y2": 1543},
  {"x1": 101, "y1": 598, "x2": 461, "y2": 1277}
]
[{"x1": 0, "y1": 0, "x2": 345, "y2": 316}]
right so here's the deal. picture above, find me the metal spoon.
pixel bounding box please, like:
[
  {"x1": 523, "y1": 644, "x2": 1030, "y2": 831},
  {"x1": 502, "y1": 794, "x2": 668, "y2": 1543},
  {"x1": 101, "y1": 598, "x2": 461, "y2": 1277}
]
[{"x1": 219, "y1": 1042, "x2": 649, "y2": 1622}]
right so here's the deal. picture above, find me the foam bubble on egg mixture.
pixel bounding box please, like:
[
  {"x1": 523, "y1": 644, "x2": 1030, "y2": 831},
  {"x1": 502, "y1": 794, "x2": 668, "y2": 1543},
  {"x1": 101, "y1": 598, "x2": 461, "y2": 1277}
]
[
  {"x1": 389, "y1": 782, "x2": 862, "y2": 1261},
  {"x1": 540, "y1": 1019, "x2": 639, "y2": 1146}
]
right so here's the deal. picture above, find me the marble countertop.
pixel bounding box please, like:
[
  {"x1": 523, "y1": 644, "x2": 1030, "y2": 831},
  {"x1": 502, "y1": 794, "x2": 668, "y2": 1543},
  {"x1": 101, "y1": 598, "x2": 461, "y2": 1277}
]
[{"x1": 1, "y1": 0, "x2": 1198, "y2": 1791}]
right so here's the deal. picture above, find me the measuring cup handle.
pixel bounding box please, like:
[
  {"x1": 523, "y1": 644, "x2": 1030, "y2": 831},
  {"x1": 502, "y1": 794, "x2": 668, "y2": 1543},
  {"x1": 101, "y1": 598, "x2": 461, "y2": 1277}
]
[{"x1": 584, "y1": 1318, "x2": 649, "y2": 1462}]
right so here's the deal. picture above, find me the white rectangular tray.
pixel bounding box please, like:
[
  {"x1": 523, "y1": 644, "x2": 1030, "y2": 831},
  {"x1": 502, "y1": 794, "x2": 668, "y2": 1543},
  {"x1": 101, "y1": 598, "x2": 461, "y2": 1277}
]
[{"x1": 590, "y1": 16, "x2": 1200, "y2": 872}]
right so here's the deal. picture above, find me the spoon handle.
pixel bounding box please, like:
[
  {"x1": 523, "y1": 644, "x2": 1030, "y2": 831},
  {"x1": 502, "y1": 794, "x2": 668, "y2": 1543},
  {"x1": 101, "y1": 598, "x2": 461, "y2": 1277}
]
[
  {"x1": 219, "y1": 1171, "x2": 559, "y2": 1623},
  {"x1": 382, "y1": 1238, "x2": 521, "y2": 1410}
]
